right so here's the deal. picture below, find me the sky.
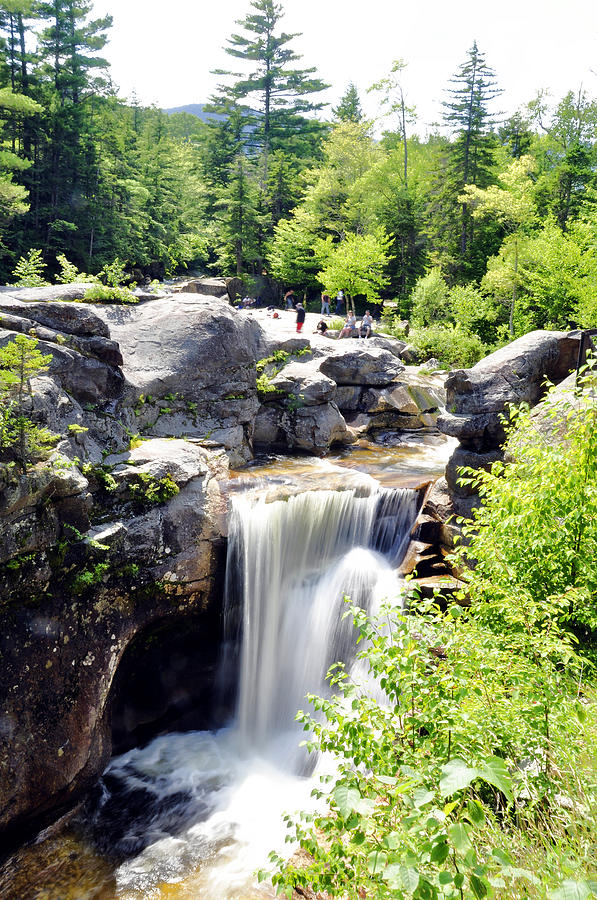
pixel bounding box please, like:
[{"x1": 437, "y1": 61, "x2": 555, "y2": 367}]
[{"x1": 91, "y1": 0, "x2": 597, "y2": 133}]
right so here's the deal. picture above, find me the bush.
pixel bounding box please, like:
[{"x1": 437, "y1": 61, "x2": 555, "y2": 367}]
[
  {"x1": 409, "y1": 324, "x2": 487, "y2": 369},
  {"x1": 453, "y1": 364, "x2": 597, "y2": 639},
  {"x1": 410, "y1": 268, "x2": 451, "y2": 327},
  {"x1": 83, "y1": 284, "x2": 138, "y2": 305},
  {"x1": 11, "y1": 248, "x2": 48, "y2": 287}
]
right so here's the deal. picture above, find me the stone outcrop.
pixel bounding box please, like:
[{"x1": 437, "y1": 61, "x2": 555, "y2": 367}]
[
  {"x1": 423, "y1": 329, "x2": 590, "y2": 560},
  {"x1": 438, "y1": 330, "x2": 584, "y2": 452},
  {"x1": 0, "y1": 439, "x2": 228, "y2": 841}
]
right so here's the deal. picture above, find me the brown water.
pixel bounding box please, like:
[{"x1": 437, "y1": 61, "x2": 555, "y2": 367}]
[{"x1": 0, "y1": 432, "x2": 455, "y2": 900}]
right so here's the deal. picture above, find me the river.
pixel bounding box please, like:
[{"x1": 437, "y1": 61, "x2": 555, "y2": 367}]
[{"x1": 0, "y1": 432, "x2": 455, "y2": 900}]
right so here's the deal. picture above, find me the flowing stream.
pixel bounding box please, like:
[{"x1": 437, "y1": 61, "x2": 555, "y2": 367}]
[{"x1": 0, "y1": 434, "x2": 455, "y2": 900}]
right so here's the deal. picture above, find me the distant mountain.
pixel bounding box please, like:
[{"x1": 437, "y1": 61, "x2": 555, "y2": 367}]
[{"x1": 164, "y1": 103, "x2": 225, "y2": 122}]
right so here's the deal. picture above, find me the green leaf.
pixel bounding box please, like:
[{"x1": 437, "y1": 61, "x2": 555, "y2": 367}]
[
  {"x1": 465, "y1": 799, "x2": 486, "y2": 826},
  {"x1": 333, "y1": 784, "x2": 361, "y2": 818},
  {"x1": 439, "y1": 758, "x2": 480, "y2": 797},
  {"x1": 548, "y1": 881, "x2": 592, "y2": 900},
  {"x1": 430, "y1": 840, "x2": 450, "y2": 864},
  {"x1": 413, "y1": 788, "x2": 435, "y2": 808},
  {"x1": 448, "y1": 822, "x2": 472, "y2": 853},
  {"x1": 400, "y1": 866, "x2": 420, "y2": 892},
  {"x1": 367, "y1": 849, "x2": 388, "y2": 875},
  {"x1": 439, "y1": 871, "x2": 453, "y2": 885},
  {"x1": 479, "y1": 756, "x2": 513, "y2": 802},
  {"x1": 470, "y1": 873, "x2": 489, "y2": 899}
]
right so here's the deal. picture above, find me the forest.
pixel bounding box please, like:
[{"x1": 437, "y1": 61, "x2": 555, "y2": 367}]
[{"x1": 1, "y1": 0, "x2": 597, "y2": 368}]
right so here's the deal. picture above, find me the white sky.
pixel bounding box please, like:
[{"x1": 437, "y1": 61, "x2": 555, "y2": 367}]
[{"x1": 91, "y1": 0, "x2": 597, "y2": 133}]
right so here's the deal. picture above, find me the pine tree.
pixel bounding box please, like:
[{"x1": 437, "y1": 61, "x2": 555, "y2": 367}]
[
  {"x1": 441, "y1": 42, "x2": 501, "y2": 267},
  {"x1": 333, "y1": 83, "x2": 363, "y2": 123},
  {"x1": 213, "y1": 0, "x2": 328, "y2": 159}
]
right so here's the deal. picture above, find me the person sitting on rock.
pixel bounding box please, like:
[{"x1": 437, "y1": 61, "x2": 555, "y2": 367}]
[
  {"x1": 338, "y1": 313, "x2": 356, "y2": 338},
  {"x1": 296, "y1": 302, "x2": 306, "y2": 332},
  {"x1": 359, "y1": 310, "x2": 373, "y2": 339},
  {"x1": 315, "y1": 318, "x2": 329, "y2": 336}
]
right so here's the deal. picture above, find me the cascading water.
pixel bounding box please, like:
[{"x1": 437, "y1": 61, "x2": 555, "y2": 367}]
[
  {"x1": 67, "y1": 480, "x2": 421, "y2": 898},
  {"x1": 223, "y1": 485, "x2": 419, "y2": 760}
]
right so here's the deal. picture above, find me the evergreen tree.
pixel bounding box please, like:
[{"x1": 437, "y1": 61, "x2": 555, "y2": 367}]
[
  {"x1": 440, "y1": 42, "x2": 501, "y2": 273},
  {"x1": 214, "y1": 0, "x2": 328, "y2": 159},
  {"x1": 333, "y1": 83, "x2": 363, "y2": 123}
]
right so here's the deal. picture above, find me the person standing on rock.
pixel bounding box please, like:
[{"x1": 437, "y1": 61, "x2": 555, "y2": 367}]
[
  {"x1": 321, "y1": 291, "x2": 331, "y2": 316},
  {"x1": 284, "y1": 289, "x2": 296, "y2": 309},
  {"x1": 296, "y1": 302, "x2": 306, "y2": 333},
  {"x1": 335, "y1": 290, "x2": 345, "y2": 315}
]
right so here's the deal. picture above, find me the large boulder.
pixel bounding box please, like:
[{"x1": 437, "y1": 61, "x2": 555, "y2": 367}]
[
  {"x1": 437, "y1": 330, "x2": 584, "y2": 452},
  {"x1": 270, "y1": 360, "x2": 337, "y2": 406},
  {"x1": 319, "y1": 346, "x2": 405, "y2": 386},
  {"x1": 92, "y1": 295, "x2": 264, "y2": 465}
]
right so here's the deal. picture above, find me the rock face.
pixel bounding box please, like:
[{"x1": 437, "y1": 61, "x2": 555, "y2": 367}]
[
  {"x1": 0, "y1": 439, "x2": 228, "y2": 841},
  {"x1": 423, "y1": 329, "x2": 589, "y2": 557},
  {"x1": 253, "y1": 341, "x2": 446, "y2": 455},
  {"x1": 438, "y1": 330, "x2": 584, "y2": 452}
]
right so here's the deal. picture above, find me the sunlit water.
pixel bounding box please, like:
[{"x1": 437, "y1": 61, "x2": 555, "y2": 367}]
[{"x1": 0, "y1": 435, "x2": 456, "y2": 900}]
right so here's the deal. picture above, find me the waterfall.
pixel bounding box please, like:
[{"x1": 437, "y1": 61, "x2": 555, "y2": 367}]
[
  {"x1": 223, "y1": 484, "x2": 420, "y2": 758},
  {"x1": 84, "y1": 480, "x2": 422, "y2": 897}
]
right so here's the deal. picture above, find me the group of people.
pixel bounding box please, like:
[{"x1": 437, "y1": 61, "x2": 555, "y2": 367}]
[
  {"x1": 283, "y1": 287, "x2": 374, "y2": 337},
  {"x1": 337, "y1": 310, "x2": 373, "y2": 339}
]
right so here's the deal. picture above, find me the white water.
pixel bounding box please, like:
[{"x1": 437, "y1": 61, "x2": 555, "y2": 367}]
[{"x1": 96, "y1": 481, "x2": 418, "y2": 898}]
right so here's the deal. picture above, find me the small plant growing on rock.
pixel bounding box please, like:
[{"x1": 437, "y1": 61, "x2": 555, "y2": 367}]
[
  {"x1": 0, "y1": 335, "x2": 55, "y2": 471},
  {"x1": 128, "y1": 471, "x2": 179, "y2": 507},
  {"x1": 83, "y1": 284, "x2": 138, "y2": 304},
  {"x1": 11, "y1": 248, "x2": 49, "y2": 286},
  {"x1": 55, "y1": 254, "x2": 96, "y2": 284}
]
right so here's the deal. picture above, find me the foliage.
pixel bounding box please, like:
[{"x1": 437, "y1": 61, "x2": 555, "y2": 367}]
[
  {"x1": 410, "y1": 268, "x2": 451, "y2": 327},
  {"x1": 453, "y1": 365, "x2": 597, "y2": 637},
  {"x1": 128, "y1": 471, "x2": 179, "y2": 507},
  {"x1": 11, "y1": 247, "x2": 48, "y2": 285},
  {"x1": 317, "y1": 229, "x2": 391, "y2": 305},
  {"x1": 409, "y1": 324, "x2": 487, "y2": 369},
  {"x1": 266, "y1": 599, "x2": 596, "y2": 900},
  {"x1": 83, "y1": 284, "x2": 138, "y2": 305},
  {"x1": 0, "y1": 334, "x2": 54, "y2": 470},
  {"x1": 55, "y1": 253, "x2": 95, "y2": 284}
]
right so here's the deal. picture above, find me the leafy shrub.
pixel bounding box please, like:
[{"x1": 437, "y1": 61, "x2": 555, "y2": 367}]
[
  {"x1": 98, "y1": 256, "x2": 127, "y2": 287},
  {"x1": 409, "y1": 324, "x2": 487, "y2": 369},
  {"x1": 83, "y1": 284, "x2": 138, "y2": 304},
  {"x1": 55, "y1": 253, "x2": 96, "y2": 284},
  {"x1": 410, "y1": 268, "x2": 451, "y2": 327},
  {"x1": 11, "y1": 248, "x2": 48, "y2": 286},
  {"x1": 453, "y1": 364, "x2": 597, "y2": 638}
]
